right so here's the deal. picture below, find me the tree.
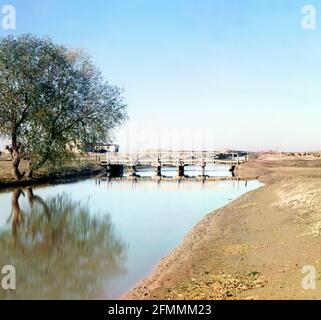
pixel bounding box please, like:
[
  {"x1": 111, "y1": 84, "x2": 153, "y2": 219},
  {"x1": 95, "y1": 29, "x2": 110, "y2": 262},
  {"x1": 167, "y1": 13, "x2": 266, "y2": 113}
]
[{"x1": 0, "y1": 34, "x2": 127, "y2": 180}]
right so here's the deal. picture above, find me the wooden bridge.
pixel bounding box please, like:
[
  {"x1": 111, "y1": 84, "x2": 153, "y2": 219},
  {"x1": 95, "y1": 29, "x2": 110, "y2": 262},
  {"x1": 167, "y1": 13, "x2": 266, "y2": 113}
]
[{"x1": 100, "y1": 150, "x2": 248, "y2": 177}]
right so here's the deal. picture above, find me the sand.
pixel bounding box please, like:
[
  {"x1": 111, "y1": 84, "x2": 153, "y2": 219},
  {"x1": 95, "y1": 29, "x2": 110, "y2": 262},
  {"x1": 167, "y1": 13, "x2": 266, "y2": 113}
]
[{"x1": 124, "y1": 154, "x2": 321, "y2": 300}]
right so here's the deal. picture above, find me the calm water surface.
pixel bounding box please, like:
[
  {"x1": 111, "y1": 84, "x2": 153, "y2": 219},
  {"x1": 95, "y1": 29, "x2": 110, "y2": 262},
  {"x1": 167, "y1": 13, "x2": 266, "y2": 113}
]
[
  {"x1": 0, "y1": 171, "x2": 262, "y2": 299},
  {"x1": 125, "y1": 164, "x2": 233, "y2": 177}
]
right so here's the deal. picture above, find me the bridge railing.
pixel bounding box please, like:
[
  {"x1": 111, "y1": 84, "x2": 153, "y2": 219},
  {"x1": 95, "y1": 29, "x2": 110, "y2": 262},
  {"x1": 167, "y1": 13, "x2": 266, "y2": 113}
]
[{"x1": 102, "y1": 151, "x2": 247, "y2": 166}]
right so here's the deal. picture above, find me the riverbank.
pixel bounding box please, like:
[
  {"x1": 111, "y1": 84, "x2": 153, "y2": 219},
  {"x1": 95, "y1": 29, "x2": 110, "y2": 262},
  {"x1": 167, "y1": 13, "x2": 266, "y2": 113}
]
[
  {"x1": 0, "y1": 158, "x2": 105, "y2": 191},
  {"x1": 125, "y1": 153, "x2": 321, "y2": 300}
]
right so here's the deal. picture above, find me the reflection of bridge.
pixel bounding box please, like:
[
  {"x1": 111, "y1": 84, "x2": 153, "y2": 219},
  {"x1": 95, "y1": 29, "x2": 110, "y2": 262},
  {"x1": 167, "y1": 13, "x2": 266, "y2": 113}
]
[
  {"x1": 101, "y1": 150, "x2": 248, "y2": 177},
  {"x1": 95, "y1": 176, "x2": 249, "y2": 190}
]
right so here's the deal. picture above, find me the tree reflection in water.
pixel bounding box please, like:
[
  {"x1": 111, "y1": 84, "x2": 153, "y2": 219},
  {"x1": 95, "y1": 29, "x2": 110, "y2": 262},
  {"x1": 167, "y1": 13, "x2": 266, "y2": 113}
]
[{"x1": 0, "y1": 188, "x2": 127, "y2": 299}]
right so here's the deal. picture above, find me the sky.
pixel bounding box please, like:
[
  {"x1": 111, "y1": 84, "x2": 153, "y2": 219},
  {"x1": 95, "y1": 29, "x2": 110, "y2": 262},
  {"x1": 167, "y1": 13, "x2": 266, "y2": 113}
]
[{"x1": 0, "y1": 0, "x2": 321, "y2": 151}]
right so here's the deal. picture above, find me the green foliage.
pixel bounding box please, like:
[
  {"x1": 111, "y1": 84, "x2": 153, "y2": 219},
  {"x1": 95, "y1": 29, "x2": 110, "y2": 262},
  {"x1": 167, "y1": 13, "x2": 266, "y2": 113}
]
[{"x1": 0, "y1": 34, "x2": 127, "y2": 174}]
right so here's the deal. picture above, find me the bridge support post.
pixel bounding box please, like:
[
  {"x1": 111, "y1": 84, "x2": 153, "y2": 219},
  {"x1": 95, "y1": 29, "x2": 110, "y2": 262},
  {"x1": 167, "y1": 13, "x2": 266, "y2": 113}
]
[
  {"x1": 107, "y1": 165, "x2": 124, "y2": 178},
  {"x1": 156, "y1": 164, "x2": 162, "y2": 177},
  {"x1": 201, "y1": 160, "x2": 206, "y2": 177},
  {"x1": 178, "y1": 163, "x2": 185, "y2": 177},
  {"x1": 129, "y1": 165, "x2": 137, "y2": 176},
  {"x1": 201, "y1": 165, "x2": 206, "y2": 177},
  {"x1": 229, "y1": 165, "x2": 237, "y2": 177}
]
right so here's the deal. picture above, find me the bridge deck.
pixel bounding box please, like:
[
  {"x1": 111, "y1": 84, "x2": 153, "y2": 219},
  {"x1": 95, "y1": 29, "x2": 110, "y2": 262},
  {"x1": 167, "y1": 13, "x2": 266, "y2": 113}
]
[{"x1": 101, "y1": 151, "x2": 247, "y2": 167}]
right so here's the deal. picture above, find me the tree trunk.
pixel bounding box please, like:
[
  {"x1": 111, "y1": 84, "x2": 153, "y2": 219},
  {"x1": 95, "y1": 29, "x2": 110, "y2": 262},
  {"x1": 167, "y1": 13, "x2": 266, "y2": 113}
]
[
  {"x1": 27, "y1": 161, "x2": 33, "y2": 179},
  {"x1": 11, "y1": 149, "x2": 25, "y2": 181},
  {"x1": 11, "y1": 131, "x2": 25, "y2": 180},
  {"x1": 27, "y1": 168, "x2": 33, "y2": 179}
]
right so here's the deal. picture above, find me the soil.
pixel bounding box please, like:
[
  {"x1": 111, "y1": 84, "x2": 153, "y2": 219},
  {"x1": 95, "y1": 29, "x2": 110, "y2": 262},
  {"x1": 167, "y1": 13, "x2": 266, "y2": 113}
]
[
  {"x1": 0, "y1": 157, "x2": 104, "y2": 190},
  {"x1": 124, "y1": 154, "x2": 321, "y2": 300}
]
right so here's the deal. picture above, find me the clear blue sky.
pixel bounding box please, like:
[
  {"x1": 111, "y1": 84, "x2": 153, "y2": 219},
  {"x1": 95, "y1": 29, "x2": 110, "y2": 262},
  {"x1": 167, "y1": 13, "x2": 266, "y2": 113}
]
[{"x1": 1, "y1": 0, "x2": 320, "y2": 151}]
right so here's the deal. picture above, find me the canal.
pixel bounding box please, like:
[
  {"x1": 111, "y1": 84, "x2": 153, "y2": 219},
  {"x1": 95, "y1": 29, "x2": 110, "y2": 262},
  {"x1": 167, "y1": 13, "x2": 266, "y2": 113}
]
[{"x1": 0, "y1": 168, "x2": 262, "y2": 299}]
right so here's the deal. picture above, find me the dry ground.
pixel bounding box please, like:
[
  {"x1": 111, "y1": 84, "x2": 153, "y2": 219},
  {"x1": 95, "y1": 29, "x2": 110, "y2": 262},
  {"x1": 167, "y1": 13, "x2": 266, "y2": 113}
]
[
  {"x1": 125, "y1": 154, "x2": 321, "y2": 300},
  {"x1": 0, "y1": 155, "x2": 103, "y2": 187}
]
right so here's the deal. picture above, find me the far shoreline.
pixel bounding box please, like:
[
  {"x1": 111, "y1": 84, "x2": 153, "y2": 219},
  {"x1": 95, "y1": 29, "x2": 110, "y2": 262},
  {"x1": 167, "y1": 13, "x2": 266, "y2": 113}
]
[
  {"x1": 0, "y1": 158, "x2": 105, "y2": 192},
  {"x1": 0, "y1": 157, "x2": 249, "y2": 192}
]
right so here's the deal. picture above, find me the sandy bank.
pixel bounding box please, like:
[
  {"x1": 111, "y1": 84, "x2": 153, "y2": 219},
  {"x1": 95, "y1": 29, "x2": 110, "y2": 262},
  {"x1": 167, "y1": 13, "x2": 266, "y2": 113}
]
[{"x1": 125, "y1": 155, "x2": 321, "y2": 300}]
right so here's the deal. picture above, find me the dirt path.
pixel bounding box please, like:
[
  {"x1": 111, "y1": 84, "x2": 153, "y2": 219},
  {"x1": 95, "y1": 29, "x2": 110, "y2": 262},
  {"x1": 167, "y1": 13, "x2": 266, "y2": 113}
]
[{"x1": 125, "y1": 155, "x2": 321, "y2": 300}]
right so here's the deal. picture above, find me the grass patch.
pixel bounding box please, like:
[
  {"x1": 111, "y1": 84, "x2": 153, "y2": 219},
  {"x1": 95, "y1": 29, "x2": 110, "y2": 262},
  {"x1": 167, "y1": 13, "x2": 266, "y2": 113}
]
[
  {"x1": 166, "y1": 272, "x2": 265, "y2": 300},
  {"x1": 237, "y1": 202, "x2": 257, "y2": 209}
]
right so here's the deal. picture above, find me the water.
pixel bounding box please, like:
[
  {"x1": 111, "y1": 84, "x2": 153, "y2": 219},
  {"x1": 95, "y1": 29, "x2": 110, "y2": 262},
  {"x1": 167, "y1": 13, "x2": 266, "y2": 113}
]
[
  {"x1": 0, "y1": 174, "x2": 262, "y2": 300},
  {"x1": 124, "y1": 165, "x2": 233, "y2": 178}
]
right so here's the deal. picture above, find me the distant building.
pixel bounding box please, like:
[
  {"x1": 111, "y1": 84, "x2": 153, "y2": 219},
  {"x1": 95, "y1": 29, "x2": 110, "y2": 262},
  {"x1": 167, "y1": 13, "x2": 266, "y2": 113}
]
[
  {"x1": 94, "y1": 143, "x2": 119, "y2": 153},
  {"x1": 66, "y1": 141, "x2": 81, "y2": 153},
  {"x1": 66, "y1": 141, "x2": 120, "y2": 154}
]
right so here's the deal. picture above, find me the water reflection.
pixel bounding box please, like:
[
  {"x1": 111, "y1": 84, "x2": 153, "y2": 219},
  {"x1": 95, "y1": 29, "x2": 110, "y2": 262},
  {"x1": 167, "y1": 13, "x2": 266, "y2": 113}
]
[
  {"x1": 96, "y1": 175, "x2": 249, "y2": 191},
  {"x1": 123, "y1": 165, "x2": 233, "y2": 178},
  {"x1": 0, "y1": 188, "x2": 127, "y2": 300}
]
